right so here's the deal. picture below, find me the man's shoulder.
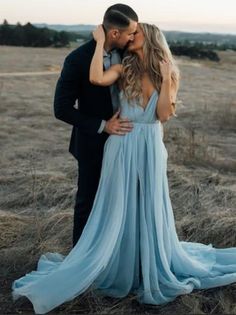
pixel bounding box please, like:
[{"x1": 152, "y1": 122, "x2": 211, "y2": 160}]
[{"x1": 65, "y1": 39, "x2": 96, "y2": 63}]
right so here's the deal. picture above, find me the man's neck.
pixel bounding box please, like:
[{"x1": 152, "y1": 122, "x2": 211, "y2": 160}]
[{"x1": 104, "y1": 39, "x2": 114, "y2": 53}]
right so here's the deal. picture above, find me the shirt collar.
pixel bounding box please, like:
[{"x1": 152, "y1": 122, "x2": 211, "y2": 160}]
[{"x1": 103, "y1": 48, "x2": 118, "y2": 58}]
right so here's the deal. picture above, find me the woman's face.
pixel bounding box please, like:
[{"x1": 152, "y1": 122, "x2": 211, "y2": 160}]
[{"x1": 127, "y1": 24, "x2": 145, "y2": 52}]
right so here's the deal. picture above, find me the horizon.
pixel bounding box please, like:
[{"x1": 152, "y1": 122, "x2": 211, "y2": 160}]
[{"x1": 2, "y1": 20, "x2": 236, "y2": 36}]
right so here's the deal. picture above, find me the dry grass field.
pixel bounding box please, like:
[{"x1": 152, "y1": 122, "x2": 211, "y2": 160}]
[{"x1": 0, "y1": 45, "x2": 236, "y2": 314}]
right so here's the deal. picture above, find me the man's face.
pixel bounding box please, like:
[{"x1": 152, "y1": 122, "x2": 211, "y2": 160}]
[
  {"x1": 127, "y1": 24, "x2": 145, "y2": 52},
  {"x1": 111, "y1": 20, "x2": 137, "y2": 49}
]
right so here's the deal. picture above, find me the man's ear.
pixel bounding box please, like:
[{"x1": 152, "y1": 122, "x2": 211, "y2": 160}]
[{"x1": 111, "y1": 29, "x2": 120, "y2": 39}]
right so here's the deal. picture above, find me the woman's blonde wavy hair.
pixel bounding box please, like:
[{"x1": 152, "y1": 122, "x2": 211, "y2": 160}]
[{"x1": 120, "y1": 23, "x2": 180, "y2": 111}]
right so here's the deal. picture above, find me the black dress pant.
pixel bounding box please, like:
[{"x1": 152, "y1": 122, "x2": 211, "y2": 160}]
[{"x1": 72, "y1": 156, "x2": 103, "y2": 247}]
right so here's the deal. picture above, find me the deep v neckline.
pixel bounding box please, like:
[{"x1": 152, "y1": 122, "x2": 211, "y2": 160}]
[{"x1": 138, "y1": 90, "x2": 157, "y2": 113}]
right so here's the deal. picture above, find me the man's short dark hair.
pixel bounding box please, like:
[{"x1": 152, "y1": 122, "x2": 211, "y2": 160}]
[{"x1": 103, "y1": 3, "x2": 138, "y2": 31}]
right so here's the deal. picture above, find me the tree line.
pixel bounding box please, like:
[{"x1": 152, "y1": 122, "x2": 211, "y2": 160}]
[
  {"x1": 169, "y1": 42, "x2": 220, "y2": 61},
  {"x1": 0, "y1": 20, "x2": 75, "y2": 47}
]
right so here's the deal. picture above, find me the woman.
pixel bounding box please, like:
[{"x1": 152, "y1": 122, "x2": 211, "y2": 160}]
[
  {"x1": 12, "y1": 23, "x2": 236, "y2": 314},
  {"x1": 90, "y1": 23, "x2": 179, "y2": 125}
]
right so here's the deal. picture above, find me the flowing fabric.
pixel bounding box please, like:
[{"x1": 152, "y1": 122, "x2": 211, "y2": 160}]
[{"x1": 12, "y1": 90, "x2": 236, "y2": 314}]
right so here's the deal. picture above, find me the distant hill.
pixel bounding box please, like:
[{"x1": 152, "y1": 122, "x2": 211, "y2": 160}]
[
  {"x1": 34, "y1": 23, "x2": 236, "y2": 47},
  {"x1": 34, "y1": 24, "x2": 94, "y2": 38},
  {"x1": 34, "y1": 23, "x2": 95, "y2": 32},
  {"x1": 164, "y1": 31, "x2": 236, "y2": 47}
]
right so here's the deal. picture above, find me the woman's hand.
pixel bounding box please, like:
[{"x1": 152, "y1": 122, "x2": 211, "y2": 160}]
[
  {"x1": 93, "y1": 25, "x2": 106, "y2": 43},
  {"x1": 159, "y1": 59, "x2": 173, "y2": 81}
]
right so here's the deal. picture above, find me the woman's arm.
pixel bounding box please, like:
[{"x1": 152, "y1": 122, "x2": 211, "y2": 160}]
[
  {"x1": 156, "y1": 60, "x2": 178, "y2": 122},
  {"x1": 89, "y1": 25, "x2": 122, "y2": 86}
]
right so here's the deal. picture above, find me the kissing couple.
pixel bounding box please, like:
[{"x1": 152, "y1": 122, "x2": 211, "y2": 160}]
[{"x1": 12, "y1": 3, "x2": 236, "y2": 314}]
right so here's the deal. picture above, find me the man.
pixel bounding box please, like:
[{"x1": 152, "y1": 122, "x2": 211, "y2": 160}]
[{"x1": 54, "y1": 4, "x2": 138, "y2": 247}]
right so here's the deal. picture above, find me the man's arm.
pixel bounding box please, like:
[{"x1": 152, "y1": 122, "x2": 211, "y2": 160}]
[{"x1": 53, "y1": 52, "x2": 103, "y2": 135}]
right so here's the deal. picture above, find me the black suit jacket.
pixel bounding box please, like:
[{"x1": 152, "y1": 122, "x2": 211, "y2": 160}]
[{"x1": 54, "y1": 39, "x2": 121, "y2": 162}]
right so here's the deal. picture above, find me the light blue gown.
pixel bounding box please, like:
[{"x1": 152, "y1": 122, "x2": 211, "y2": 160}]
[{"x1": 12, "y1": 90, "x2": 236, "y2": 314}]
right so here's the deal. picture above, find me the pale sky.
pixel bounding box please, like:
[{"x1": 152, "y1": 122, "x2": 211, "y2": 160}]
[{"x1": 1, "y1": 0, "x2": 236, "y2": 34}]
